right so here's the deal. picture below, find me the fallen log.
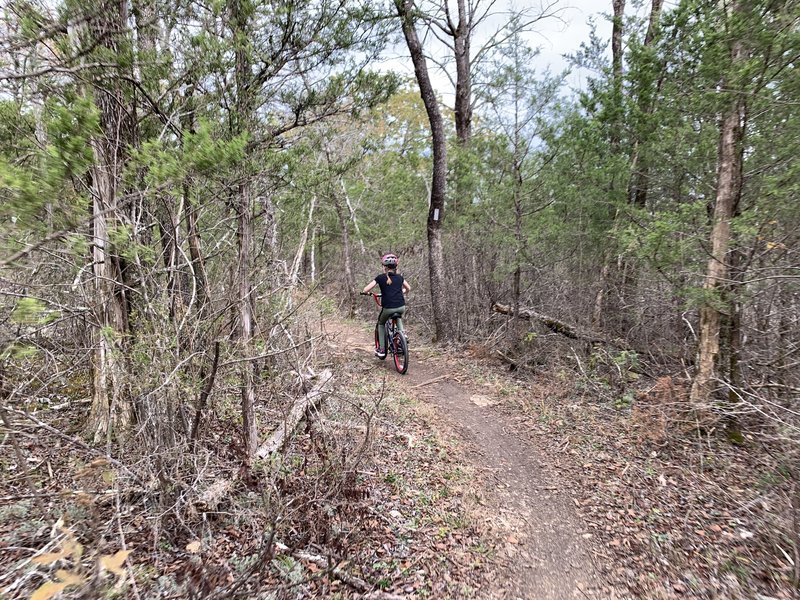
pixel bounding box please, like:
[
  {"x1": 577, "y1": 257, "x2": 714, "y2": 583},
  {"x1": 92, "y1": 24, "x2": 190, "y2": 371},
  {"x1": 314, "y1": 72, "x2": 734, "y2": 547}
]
[
  {"x1": 491, "y1": 302, "x2": 633, "y2": 351},
  {"x1": 256, "y1": 368, "x2": 334, "y2": 459}
]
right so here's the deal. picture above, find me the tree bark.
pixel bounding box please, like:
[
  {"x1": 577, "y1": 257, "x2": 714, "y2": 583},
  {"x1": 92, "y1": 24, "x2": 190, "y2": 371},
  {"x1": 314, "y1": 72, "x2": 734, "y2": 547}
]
[
  {"x1": 453, "y1": 0, "x2": 472, "y2": 145},
  {"x1": 290, "y1": 196, "x2": 315, "y2": 285},
  {"x1": 611, "y1": 0, "x2": 625, "y2": 89},
  {"x1": 592, "y1": 0, "x2": 626, "y2": 330},
  {"x1": 231, "y1": 0, "x2": 258, "y2": 459},
  {"x1": 611, "y1": 0, "x2": 626, "y2": 153},
  {"x1": 340, "y1": 178, "x2": 366, "y2": 254},
  {"x1": 256, "y1": 369, "x2": 333, "y2": 459},
  {"x1": 333, "y1": 191, "x2": 356, "y2": 317},
  {"x1": 84, "y1": 0, "x2": 135, "y2": 443},
  {"x1": 627, "y1": 0, "x2": 663, "y2": 210},
  {"x1": 492, "y1": 302, "x2": 634, "y2": 351},
  {"x1": 396, "y1": 0, "x2": 450, "y2": 342},
  {"x1": 235, "y1": 183, "x2": 258, "y2": 459},
  {"x1": 690, "y1": 6, "x2": 747, "y2": 405}
]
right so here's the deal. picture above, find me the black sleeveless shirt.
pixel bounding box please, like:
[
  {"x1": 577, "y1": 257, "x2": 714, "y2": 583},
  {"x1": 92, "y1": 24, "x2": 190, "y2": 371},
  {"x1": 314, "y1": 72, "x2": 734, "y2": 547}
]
[{"x1": 375, "y1": 273, "x2": 405, "y2": 308}]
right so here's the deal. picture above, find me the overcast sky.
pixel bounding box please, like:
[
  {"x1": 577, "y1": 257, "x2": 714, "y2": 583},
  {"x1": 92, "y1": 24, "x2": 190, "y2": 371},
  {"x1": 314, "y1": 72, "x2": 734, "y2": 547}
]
[{"x1": 380, "y1": 0, "x2": 613, "y2": 103}]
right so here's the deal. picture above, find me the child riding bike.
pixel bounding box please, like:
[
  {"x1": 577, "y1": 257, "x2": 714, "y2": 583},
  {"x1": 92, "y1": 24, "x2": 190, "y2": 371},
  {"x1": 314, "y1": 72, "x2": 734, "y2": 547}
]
[{"x1": 362, "y1": 253, "x2": 411, "y2": 358}]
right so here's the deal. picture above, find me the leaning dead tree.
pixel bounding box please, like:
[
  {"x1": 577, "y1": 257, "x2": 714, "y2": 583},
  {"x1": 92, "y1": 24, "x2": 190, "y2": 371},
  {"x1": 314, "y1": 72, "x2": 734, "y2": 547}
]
[{"x1": 492, "y1": 302, "x2": 634, "y2": 351}]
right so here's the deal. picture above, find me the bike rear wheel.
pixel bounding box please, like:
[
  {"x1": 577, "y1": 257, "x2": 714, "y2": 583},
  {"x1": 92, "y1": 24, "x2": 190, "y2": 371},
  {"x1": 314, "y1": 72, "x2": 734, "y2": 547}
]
[{"x1": 392, "y1": 330, "x2": 408, "y2": 374}]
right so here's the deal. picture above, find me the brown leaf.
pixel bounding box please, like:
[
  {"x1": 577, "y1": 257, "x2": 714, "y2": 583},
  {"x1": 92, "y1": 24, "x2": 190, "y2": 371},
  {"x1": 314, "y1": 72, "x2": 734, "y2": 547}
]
[
  {"x1": 30, "y1": 582, "x2": 67, "y2": 600},
  {"x1": 99, "y1": 550, "x2": 132, "y2": 576},
  {"x1": 32, "y1": 550, "x2": 68, "y2": 565}
]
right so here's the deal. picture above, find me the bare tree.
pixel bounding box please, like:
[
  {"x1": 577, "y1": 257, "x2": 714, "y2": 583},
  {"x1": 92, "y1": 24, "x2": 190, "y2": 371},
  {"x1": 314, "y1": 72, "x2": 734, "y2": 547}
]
[
  {"x1": 690, "y1": 0, "x2": 748, "y2": 406},
  {"x1": 395, "y1": 0, "x2": 450, "y2": 342},
  {"x1": 229, "y1": 0, "x2": 258, "y2": 459},
  {"x1": 419, "y1": 0, "x2": 562, "y2": 145},
  {"x1": 83, "y1": 0, "x2": 137, "y2": 443}
]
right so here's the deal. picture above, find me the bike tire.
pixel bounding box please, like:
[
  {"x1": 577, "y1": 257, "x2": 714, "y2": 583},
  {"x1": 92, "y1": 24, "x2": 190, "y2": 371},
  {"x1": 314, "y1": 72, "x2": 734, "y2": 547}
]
[
  {"x1": 374, "y1": 324, "x2": 386, "y2": 360},
  {"x1": 392, "y1": 331, "x2": 409, "y2": 374}
]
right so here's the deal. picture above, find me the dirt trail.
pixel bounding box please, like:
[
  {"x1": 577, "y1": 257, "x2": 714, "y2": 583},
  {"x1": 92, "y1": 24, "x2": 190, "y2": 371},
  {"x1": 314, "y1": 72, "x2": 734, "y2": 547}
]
[{"x1": 329, "y1": 320, "x2": 617, "y2": 600}]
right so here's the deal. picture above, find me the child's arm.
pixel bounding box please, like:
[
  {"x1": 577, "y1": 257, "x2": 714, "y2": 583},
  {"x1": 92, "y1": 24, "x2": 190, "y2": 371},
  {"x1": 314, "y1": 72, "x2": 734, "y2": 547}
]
[
  {"x1": 402, "y1": 280, "x2": 411, "y2": 293},
  {"x1": 363, "y1": 279, "x2": 378, "y2": 294}
]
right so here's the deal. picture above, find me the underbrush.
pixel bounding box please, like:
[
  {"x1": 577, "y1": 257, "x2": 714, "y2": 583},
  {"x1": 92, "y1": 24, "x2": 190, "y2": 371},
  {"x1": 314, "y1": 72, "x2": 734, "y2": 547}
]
[
  {"x1": 1, "y1": 297, "x2": 489, "y2": 599},
  {"x1": 462, "y1": 341, "x2": 798, "y2": 600}
]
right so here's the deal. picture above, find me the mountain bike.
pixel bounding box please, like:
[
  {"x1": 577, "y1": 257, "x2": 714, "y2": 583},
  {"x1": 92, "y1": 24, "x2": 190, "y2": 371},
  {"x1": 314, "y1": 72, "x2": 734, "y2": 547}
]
[{"x1": 360, "y1": 292, "x2": 409, "y2": 375}]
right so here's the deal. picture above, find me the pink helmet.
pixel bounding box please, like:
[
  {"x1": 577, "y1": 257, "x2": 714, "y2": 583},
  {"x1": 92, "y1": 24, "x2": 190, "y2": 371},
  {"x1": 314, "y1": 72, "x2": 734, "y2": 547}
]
[{"x1": 381, "y1": 253, "x2": 399, "y2": 267}]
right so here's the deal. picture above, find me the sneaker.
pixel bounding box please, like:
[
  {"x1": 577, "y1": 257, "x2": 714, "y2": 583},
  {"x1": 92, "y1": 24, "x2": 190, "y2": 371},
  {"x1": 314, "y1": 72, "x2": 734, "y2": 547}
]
[{"x1": 374, "y1": 349, "x2": 386, "y2": 358}]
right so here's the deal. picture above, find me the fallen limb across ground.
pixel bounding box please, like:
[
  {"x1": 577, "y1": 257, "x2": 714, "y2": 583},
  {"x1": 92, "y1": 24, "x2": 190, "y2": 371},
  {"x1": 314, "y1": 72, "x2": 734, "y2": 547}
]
[
  {"x1": 256, "y1": 369, "x2": 334, "y2": 459},
  {"x1": 491, "y1": 302, "x2": 633, "y2": 351}
]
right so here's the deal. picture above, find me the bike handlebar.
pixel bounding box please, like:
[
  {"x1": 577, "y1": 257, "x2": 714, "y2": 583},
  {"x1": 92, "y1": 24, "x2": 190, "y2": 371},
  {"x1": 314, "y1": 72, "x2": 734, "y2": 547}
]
[{"x1": 359, "y1": 291, "x2": 382, "y2": 306}]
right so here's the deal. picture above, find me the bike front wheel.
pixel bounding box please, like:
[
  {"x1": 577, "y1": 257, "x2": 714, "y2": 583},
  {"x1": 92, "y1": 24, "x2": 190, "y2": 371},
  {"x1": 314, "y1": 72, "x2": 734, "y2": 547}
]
[{"x1": 392, "y1": 331, "x2": 408, "y2": 374}]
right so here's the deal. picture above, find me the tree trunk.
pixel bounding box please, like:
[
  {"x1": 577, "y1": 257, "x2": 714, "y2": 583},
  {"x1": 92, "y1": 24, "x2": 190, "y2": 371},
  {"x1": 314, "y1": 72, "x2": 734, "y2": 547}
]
[
  {"x1": 396, "y1": 0, "x2": 450, "y2": 342},
  {"x1": 333, "y1": 192, "x2": 356, "y2": 317},
  {"x1": 610, "y1": 0, "x2": 625, "y2": 153},
  {"x1": 340, "y1": 178, "x2": 366, "y2": 254},
  {"x1": 511, "y1": 92, "x2": 523, "y2": 333},
  {"x1": 611, "y1": 0, "x2": 625, "y2": 86},
  {"x1": 690, "y1": 10, "x2": 747, "y2": 405},
  {"x1": 453, "y1": 0, "x2": 472, "y2": 145},
  {"x1": 627, "y1": 0, "x2": 663, "y2": 210},
  {"x1": 310, "y1": 226, "x2": 317, "y2": 284},
  {"x1": 236, "y1": 184, "x2": 258, "y2": 458},
  {"x1": 84, "y1": 0, "x2": 135, "y2": 443},
  {"x1": 290, "y1": 196, "x2": 315, "y2": 285},
  {"x1": 181, "y1": 83, "x2": 209, "y2": 313},
  {"x1": 721, "y1": 234, "x2": 744, "y2": 404},
  {"x1": 231, "y1": 0, "x2": 257, "y2": 459},
  {"x1": 87, "y1": 159, "x2": 129, "y2": 444},
  {"x1": 592, "y1": 261, "x2": 611, "y2": 328},
  {"x1": 593, "y1": 0, "x2": 626, "y2": 330}
]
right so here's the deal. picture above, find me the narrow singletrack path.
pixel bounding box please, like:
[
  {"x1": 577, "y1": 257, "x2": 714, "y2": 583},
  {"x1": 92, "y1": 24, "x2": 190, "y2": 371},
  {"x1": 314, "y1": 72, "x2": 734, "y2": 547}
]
[{"x1": 328, "y1": 319, "x2": 621, "y2": 599}]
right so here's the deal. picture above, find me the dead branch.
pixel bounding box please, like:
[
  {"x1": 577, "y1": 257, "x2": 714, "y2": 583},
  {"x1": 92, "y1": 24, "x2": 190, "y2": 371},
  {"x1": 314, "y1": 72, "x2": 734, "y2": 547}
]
[
  {"x1": 274, "y1": 541, "x2": 403, "y2": 598},
  {"x1": 491, "y1": 302, "x2": 633, "y2": 350},
  {"x1": 256, "y1": 369, "x2": 334, "y2": 459},
  {"x1": 294, "y1": 549, "x2": 371, "y2": 592},
  {"x1": 190, "y1": 340, "x2": 221, "y2": 445},
  {"x1": 410, "y1": 374, "x2": 448, "y2": 389},
  {"x1": 3, "y1": 406, "x2": 143, "y2": 485},
  {"x1": 0, "y1": 405, "x2": 45, "y2": 511}
]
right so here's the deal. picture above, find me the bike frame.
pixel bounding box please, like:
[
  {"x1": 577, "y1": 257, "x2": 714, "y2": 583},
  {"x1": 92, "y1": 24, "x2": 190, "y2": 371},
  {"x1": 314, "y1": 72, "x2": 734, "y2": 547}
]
[{"x1": 364, "y1": 292, "x2": 408, "y2": 374}]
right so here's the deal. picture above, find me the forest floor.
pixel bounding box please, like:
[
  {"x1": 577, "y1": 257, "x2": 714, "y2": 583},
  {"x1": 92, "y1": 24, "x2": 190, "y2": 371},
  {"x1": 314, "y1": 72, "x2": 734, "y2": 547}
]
[
  {"x1": 322, "y1": 315, "x2": 794, "y2": 600},
  {"x1": 324, "y1": 319, "x2": 617, "y2": 600},
  {"x1": 0, "y1": 309, "x2": 792, "y2": 599}
]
